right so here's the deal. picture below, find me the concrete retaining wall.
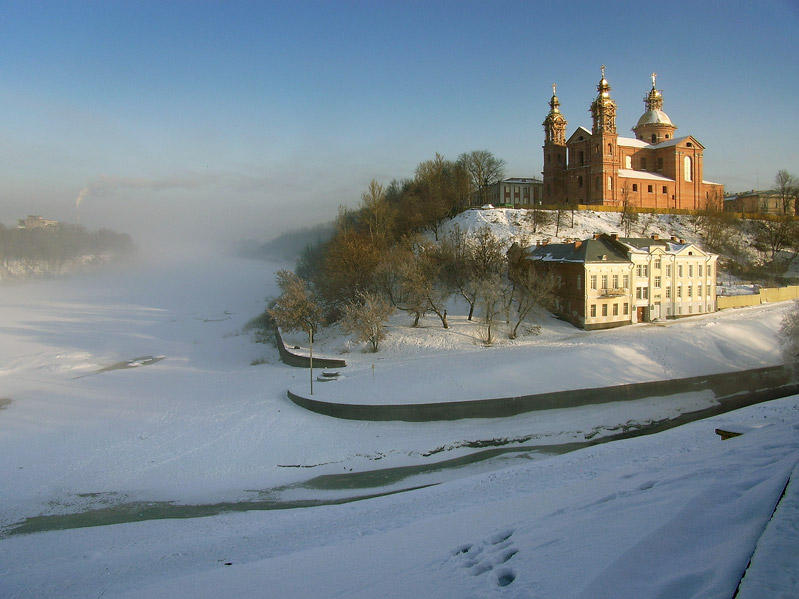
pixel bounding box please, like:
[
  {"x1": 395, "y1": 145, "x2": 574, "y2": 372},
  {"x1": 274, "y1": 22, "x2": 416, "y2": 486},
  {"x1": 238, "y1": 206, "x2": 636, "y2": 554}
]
[
  {"x1": 273, "y1": 324, "x2": 347, "y2": 369},
  {"x1": 287, "y1": 365, "x2": 794, "y2": 422}
]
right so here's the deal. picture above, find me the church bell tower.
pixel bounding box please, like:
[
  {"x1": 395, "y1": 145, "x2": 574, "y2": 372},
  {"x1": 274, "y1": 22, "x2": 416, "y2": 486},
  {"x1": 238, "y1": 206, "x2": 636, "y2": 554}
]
[
  {"x1": 542, "y1": 83, "x2": 568, "y2": 204},
  {"x1": 589, "y1": 65, "x2": 619, "y2": 203}
]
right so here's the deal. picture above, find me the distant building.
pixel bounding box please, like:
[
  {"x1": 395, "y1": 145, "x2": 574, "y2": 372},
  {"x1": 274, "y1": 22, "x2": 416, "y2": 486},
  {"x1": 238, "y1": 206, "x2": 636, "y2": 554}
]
[
  {"x1": 484, "y1": 177, "x2": 543, "y2": 208},
  {"x1": 511, "y1": 233, "x2": 718, "y2": 330},
  {"x1": 724, "y1": 191, "x2": 791, "y2": 215},
  {"x1": 542, "y1": 68, "x2": 724, "y2": 210},
  {"x1": 17, "y1": 215, "x2": 59, "y2": 229}
]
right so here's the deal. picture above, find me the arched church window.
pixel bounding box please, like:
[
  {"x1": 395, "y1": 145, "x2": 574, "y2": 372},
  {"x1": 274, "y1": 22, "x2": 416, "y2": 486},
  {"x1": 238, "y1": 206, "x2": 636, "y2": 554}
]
[
  {"x1": 651, "y1": 134, "x2": 656, "y2": 143},
  {"x1": 607, "y1": 177, "x2": 613, "y2": 191},
  {"x1": 641, "y1": 157, "x2": 647, "y2": 170},
  {"x1": 625, "y1": 156, "x2": 632, "y2": 169},
  {"x1": 607, "y1": 143, "x2": 612, "y2": 155},
  {"x1": 684, "y1": 156, "x2": 692, "y2": 182}
]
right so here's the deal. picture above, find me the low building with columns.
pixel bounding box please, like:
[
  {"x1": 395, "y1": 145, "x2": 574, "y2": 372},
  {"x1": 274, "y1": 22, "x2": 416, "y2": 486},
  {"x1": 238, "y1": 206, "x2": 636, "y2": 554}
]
[
  {"x1": 542, "y1": 68, "x2": 724, "y2": 210},
  {"x1": 484, "y1": 177, "x2": 543, "y2": 207}
]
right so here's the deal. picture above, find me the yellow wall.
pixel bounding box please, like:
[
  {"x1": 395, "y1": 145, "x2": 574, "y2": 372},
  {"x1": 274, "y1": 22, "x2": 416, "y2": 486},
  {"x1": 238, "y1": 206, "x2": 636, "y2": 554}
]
[{"x1": 717, "y1": 286, "x2": 799, "y2": 310}]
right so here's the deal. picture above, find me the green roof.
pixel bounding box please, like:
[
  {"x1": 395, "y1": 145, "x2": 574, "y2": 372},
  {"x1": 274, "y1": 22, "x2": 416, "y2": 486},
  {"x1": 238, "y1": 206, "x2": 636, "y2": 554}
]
[{"x1": 529, "y1": 237, "x2": 629, "y2": 264}]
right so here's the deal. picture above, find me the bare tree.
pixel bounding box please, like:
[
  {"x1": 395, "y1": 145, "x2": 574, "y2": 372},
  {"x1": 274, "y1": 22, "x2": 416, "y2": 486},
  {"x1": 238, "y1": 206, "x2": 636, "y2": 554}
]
[
  {"x1": 507, "y1": 247, "x2": 557, "y2": 339},
  {"x1": 618, "y1": 182, "x2": 638, "y2": 237},
  {"x1": 440, "y1": 225, "x2": 506, "y2": 321},
  {"x1": 320, "y1": 228, "x2": 383, "y2": 307},
  {"x1": 693, "y1": 191, "x2": 738, "y2": 252},
  {"x1": 413, "y1": 153, "x2": 464, "y2": 241},
  {"x1": 525, "y1": 205, "x2": 552, "y2": 233},
  {"x1": 396, "y1": 241, "x2": 451, "y2": 328},
  {"x1": 476, "y1": 272, "x2": 505, "y2": 345},
  {"x1": 340, "y1": 290, "x2": 394, "y2": 352},
  {"x1": 774, "y1": 170, "x2": 799, "y2": 216},
  {"x1": 779, "y1": 300, "x2": 799, "y2": 381},
  {"x1": 359, "y1": 179, "x2": 395, "y2": 246},
  {"x1": 749, "y1": 216, "x2": 799, "y2": 271},
  {"x1": 457, "y1": 149, "x2": 506, "y2": 206}
]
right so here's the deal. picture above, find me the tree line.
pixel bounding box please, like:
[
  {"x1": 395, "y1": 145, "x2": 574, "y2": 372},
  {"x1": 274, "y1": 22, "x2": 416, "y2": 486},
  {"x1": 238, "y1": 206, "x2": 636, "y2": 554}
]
[
  {"x1": 0, "y1": 222, "x2": 134, "y2": 271},
  {"x1": 267, "y1": 150, "x2": 555, "y2": 352},
  {"x1": 690, "y1": 169, "x2": 799, "y2": 282}
]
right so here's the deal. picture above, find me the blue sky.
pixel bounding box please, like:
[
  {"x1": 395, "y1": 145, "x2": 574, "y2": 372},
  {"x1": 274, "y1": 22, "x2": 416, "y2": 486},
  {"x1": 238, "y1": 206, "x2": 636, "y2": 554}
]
[{"x1": 1, "y1": 0, "x2": 797, "y2": 247}]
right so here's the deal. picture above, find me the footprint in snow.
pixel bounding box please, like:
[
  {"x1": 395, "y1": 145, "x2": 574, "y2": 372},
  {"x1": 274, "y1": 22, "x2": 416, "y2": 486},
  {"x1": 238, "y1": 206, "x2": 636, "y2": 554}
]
[{"x1": 450, "y1": 528, "x2": 518, "y2": 587}]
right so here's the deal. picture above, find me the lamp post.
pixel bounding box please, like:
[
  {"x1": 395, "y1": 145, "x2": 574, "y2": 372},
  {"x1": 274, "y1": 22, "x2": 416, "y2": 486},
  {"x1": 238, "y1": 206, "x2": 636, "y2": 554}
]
[{"x1": 309, "y1": 328, "x2": 314, "y2": 395}]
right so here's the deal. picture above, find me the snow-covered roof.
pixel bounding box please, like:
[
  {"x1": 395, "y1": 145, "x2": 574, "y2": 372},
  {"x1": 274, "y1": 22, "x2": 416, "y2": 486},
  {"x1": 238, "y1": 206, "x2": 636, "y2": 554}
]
[
  {"x1": 617, "y1": 137, "x2": 650, "y2": 148},
  {"x1": 617, "y1": 168, "x2": 674, "y2": 182},
  {"x1": 500, "y1": 177, "x2": 542, "y2": 184},
  {"x1": 650, "y1": 135, "x2": 704, "y2": 150},
  {"x1": 529, "y1": 237, "x2": 630, "y2": 264},
  {"x1": 635, "y1": 109, "x2": 673, "y2": 128},
  {"x1": 567, "y1": 126, "x2": 592, "y2": 143},
  {"x1": 610, "y1": 236, "x2": 716, "y2": 260}
]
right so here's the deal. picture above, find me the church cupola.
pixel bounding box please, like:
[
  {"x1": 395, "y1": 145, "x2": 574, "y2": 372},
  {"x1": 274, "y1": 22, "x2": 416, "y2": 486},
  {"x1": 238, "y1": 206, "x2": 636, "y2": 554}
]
[
  {"x1": 590, "y1": 65, "x2": 617, "y2": 134},
  {"x1": 543, "y1": 83, "x2": 567, "y2": 145},
  {"x1": 632, "y1": 72, "x2": 677, "y2": 144}
]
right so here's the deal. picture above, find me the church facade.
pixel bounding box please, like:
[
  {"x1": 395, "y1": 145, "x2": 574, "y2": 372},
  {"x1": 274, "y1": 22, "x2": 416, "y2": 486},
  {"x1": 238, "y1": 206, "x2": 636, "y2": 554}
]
[{"x1": 542, "y1": 68, "x2": 723, "y2": 210}]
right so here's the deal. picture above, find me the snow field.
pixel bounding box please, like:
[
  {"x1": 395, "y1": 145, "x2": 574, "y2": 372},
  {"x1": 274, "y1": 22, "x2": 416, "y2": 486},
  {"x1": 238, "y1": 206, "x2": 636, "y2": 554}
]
[{"x1": 1, "y1": 209, "x2": 797, "y2": 597}]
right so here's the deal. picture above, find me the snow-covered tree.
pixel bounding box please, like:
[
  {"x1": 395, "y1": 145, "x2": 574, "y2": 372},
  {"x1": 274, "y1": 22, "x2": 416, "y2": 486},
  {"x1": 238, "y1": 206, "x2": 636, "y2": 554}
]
[{"x1": 268, "y1": 270, "x2": 324, "y2": 341}]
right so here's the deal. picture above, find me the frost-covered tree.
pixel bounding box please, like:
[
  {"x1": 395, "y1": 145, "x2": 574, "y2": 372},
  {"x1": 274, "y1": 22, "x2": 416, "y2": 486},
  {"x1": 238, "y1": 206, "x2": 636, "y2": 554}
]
[
  {"x1": 268, "y1": 270, "x2": 325, "y2": 393},
  {"x1": 268, "y1": 270, "x2": 324, "y2": 340},
  {"x1": 341, "y1": 290, "x2": 394, "y2": 352}
]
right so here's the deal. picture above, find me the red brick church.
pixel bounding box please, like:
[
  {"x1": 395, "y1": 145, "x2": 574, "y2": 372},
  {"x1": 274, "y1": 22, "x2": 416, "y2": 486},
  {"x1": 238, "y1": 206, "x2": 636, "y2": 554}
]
[{"x1": 542, "y1": 67, "x2": 723, "y2": 210}]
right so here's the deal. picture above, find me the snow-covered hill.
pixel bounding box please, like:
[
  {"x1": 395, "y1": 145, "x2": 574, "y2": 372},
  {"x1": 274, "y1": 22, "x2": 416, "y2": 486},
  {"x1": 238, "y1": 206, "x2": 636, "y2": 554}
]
[{"x1": 442, "y1": 207, "x2": 701, "y2": 250}]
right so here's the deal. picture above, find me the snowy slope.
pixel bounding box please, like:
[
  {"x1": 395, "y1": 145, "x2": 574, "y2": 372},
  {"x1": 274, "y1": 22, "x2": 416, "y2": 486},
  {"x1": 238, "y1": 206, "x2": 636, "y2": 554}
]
[
  {"x1": 0, "y1": 249, "x2": 796, "y2": 598},
  {"x1": 441, "y1": 207, "x2": 702, "y2": 251}
]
